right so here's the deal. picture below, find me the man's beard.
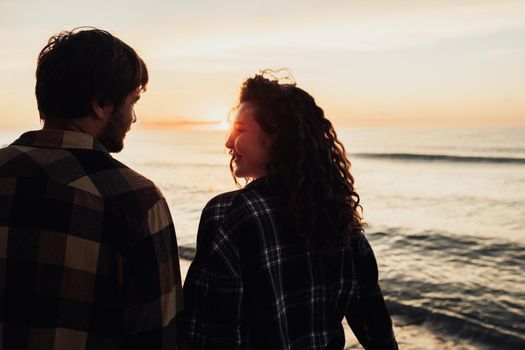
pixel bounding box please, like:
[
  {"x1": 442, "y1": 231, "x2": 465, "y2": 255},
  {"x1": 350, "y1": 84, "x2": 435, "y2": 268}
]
[{"x1": 99, "y1": 110, "x2": 130, "y2": 153}]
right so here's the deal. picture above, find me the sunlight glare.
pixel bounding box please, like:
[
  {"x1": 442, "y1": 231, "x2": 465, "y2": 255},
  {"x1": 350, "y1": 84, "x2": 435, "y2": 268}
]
[{"x1": 219, "y1": 120, "x2": 230, "y2": 131}]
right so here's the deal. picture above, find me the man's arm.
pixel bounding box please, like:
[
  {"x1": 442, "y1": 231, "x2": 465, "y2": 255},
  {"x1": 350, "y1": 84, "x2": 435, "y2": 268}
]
[
  {"x1": 121, "y1": 198, "x2": 185, "y2": 349},
  {"x1": 345, "y1": 234, "x2": 398, "y2": 350}
]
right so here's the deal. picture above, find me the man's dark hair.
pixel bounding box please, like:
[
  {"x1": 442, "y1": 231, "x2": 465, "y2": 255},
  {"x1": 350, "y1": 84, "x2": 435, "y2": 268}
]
[{"x1": 35, "y1": 27, "x2": 148, "y2": 120}]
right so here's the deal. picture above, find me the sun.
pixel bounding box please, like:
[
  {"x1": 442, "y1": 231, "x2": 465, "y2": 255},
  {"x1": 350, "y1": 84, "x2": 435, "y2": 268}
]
[
  {"x1": 201, "y1": 104, "x2": 232, "y2": 130},
  {"x1": 218, "y1": 120, "x2": 230, "y2": 131}
]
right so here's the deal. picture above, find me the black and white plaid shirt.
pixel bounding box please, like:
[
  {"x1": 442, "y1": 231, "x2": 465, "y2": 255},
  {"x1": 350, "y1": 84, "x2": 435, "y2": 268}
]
[{"x1": 184, "y1": 178, "x2": 397, "y2": 349}]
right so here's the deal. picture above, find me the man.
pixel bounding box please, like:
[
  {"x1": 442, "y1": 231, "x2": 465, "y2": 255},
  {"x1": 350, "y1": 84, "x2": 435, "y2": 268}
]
[{"x1": 0, "y1": 28, "x2": 183, "y2": 349}]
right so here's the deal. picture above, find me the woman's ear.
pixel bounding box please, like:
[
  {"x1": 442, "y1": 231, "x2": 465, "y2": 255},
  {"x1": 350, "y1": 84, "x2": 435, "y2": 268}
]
[
  {"x1": 91, "y1": 99, "x2": 114, "y2": 121},
  {"x1": 264, "y1": 132, "x2": 276, "y2": 149}
]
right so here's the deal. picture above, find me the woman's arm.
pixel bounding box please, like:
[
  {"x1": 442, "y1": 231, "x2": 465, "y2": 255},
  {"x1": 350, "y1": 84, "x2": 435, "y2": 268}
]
[
  {"x1": 345, "y1": 234, "x2": 398, "y2": 350},
  {"x1": 183, "y1": 199, "x2": 243, "y2": 350}
]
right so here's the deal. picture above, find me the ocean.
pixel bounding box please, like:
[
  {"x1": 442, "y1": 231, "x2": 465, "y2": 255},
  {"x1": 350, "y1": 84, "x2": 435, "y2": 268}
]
[{"x1": 2, "y1": 126, "x2": 524, "y2": 349}]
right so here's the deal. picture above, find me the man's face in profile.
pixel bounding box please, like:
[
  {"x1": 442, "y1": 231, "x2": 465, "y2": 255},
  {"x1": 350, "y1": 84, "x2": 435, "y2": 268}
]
[{"x1": 99, "y1": 88, "x2": 141, "y2": 152}]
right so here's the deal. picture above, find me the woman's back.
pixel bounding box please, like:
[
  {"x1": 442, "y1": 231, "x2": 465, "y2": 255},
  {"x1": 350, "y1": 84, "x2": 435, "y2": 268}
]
[{"x1": 184, "y1": 179, "x2": 397, "y2": 349}]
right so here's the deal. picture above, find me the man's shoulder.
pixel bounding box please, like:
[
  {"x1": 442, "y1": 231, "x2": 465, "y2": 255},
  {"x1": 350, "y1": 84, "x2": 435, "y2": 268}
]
[
  {"x1": 88, "y1": 157, "x2": 167, "y2": 224},
  {"x1": 85, "y1": 155, "x2": 159, "y2": 198},
  {"x1": 0, "y1": 143, "x2": 41, "y2": 169},
  {"x1": 0, "y1": 142, "x2": 162, "y2": 203},
  {"x1": 43, "y1": 145, "x2": 160, "y2": 200}
]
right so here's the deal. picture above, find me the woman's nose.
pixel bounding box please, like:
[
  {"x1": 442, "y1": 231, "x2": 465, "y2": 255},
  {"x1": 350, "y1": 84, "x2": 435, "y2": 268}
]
[{"x1": 225, "y1": 132, "x2": 234, "y2": 149}]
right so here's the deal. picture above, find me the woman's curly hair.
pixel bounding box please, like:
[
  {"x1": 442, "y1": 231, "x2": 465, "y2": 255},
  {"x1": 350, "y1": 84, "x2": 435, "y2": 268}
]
[{"x1": 233, "y1": 72, "x2": 364, "y2": 253}]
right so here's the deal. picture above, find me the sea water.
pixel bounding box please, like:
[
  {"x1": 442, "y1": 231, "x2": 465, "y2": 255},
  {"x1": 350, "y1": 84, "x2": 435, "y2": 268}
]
[
  {"x1": 116, "y1": 127, "x2": 524, "y2": 349},
  {"x1": 2, "y1": 127, "x2": 524, "y2": 348}
]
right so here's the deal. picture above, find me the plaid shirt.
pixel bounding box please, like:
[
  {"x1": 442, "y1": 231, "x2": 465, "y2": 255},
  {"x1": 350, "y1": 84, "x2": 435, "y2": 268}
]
[
  {"x1": 184, "y1": 178, "x2": 398, "y2": 350},
  {"x1": 0, "y1": 130, "x2": 184, "y2": 350}
]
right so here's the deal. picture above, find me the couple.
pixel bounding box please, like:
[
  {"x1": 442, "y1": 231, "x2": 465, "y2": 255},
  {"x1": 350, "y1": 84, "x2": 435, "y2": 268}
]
[{"x1": 0, "y1": 28, "x2": 397, "y2": 349}]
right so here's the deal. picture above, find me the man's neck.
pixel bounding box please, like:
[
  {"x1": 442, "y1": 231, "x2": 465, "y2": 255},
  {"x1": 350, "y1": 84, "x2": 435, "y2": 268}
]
[{"x1": 43, "y1": 116, "x2": 103, "y2": 138}]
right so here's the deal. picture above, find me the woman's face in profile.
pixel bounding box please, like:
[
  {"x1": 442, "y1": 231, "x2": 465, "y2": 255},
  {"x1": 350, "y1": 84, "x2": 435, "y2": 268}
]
[{"x1": 225, "y1": 102, "x2": 272, "y2": 179}]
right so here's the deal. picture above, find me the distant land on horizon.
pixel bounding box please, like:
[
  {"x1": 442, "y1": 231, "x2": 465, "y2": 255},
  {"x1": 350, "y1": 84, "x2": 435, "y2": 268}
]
[
  {"x1": 136, "y1": 119, "x2": 226, "y2": 130},
  {"x1": 133, "y1": 117, "x2": 525, "y2": 130},
  {"x1": 1, "y1": 117, "x2": 524, "y2": 133}
]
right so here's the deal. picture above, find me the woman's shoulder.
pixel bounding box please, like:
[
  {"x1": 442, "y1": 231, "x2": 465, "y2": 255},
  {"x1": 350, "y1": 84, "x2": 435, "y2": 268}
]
[
  {"x1": 350, "y1": 232, "x2": 373, "y2": 251},
  {"x1": 203, "y1": 180, "x2": 274, "y2": 223},
  {"x1": 202, "y1": 189, "x2": 242, "y2": 221}
]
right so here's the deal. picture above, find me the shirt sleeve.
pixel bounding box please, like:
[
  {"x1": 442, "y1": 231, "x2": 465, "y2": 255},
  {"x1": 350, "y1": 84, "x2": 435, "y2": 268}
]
[
  {"x1": 345, "y1": 234, "x2": 398, "y2": 350},
  {"x1": 121, "y1": 198, "x2": 185, "y2": 349},
  {"x1": 183, "y1": 202, "x2": 243, "y2": 350}
]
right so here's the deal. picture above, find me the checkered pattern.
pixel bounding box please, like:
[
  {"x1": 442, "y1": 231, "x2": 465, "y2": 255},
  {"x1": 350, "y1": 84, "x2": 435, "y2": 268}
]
[
  {"x1": 183, "y1": 178, "x2": 398, "y2": 349},
  {"x1": 0, "y1": 130, "x2": 184, "y2": 349}
]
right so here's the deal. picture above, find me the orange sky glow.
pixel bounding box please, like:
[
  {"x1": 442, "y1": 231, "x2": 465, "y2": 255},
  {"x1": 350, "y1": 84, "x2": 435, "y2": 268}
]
[{"x1": 1, "y1": 0, "x2": 524, "y2": 130}]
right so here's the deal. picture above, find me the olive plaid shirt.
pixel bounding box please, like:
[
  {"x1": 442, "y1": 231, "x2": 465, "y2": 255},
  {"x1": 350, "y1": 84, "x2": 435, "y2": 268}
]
[
  {"x1": 184, "y1": 178, "x2": 397, "y2": 350},
  {"x1": 0, "y1": 130, "x2": 184, "y2": 349}
]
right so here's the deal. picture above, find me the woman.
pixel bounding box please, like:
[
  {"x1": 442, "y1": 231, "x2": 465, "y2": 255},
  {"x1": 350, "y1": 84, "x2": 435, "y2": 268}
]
[{"x1": 183, "y1": 71, "x2": 398, "y2": 349}]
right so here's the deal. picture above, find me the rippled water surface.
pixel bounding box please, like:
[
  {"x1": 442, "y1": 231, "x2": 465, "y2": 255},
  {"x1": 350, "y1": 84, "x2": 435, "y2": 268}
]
[
  {"x1": 124, "y1": 127, "x2": 525, "y2": 349},
  {"x1": 3, "y1": 127, "x2": 524, "y2": 348}
]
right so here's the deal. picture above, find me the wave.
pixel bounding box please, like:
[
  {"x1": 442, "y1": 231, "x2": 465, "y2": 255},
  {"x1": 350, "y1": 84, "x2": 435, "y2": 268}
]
[
  {"x1": 179, "y1": 231, "x2": 525, "y2": 348},
  {"x1": 387, "y1": 301, "x2": 525, "y2": 349},
  {"x1": 372, "y1": 230, "x2": 525, "y2": 348},
  {"x1": 140, "y1": 160, "x2": 225, "y2": 168},
  {"x1": 352, "y1": 153, "x2": 525, "y2": 164},
  {"x1": 382, "y1": 231, "x2": 524, "y2": 259},
  {"x1": 178, "y1": 245, "x2": 196, "y2": 260}
]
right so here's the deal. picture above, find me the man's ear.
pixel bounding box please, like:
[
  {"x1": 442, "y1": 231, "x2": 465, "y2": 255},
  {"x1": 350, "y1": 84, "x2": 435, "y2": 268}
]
[{"x1": 91, "y1": 99, "x2": 114, "y2": 121}]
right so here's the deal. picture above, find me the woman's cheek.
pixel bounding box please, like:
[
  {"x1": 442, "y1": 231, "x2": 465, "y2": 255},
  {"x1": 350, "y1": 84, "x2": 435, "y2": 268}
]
[{"x1": 234, "y1": 134, "x2": 248, "y2": 154}]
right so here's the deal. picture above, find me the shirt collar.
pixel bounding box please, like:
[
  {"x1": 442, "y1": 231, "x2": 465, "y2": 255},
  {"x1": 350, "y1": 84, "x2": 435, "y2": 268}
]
[
  {"x1": 245, "y1": 176, "x2": 268, "y2": 190},
  {"x1": 11, "y1": 129, "x2": 108, "y2": 152}
]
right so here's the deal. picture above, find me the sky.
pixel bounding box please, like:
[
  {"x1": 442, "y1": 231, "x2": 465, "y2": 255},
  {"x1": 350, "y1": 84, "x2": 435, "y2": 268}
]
[{"x1": 1, "y1": 0, "x2": 524, "y2": 130}]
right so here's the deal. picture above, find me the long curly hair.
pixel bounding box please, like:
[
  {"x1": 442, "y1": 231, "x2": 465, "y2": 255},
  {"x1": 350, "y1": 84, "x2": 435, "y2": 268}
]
[{"x1": 232, "y1": 71, "x2": 364, "y2": 253}]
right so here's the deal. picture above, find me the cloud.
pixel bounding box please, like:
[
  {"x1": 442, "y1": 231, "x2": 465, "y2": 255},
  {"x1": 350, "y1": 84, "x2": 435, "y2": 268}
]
[
  {"x1": 485, "y1": 48, "x2": 525, "y2": 60},
  {"x1": 146, "y1": 1, "x2": 525, "y2": 57}
]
